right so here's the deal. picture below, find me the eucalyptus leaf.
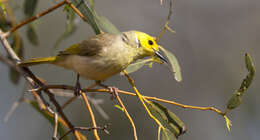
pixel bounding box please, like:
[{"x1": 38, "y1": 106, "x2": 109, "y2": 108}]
[
  {"x1": 0, "y1": 11, "x2": 10, "y2": 31},
  {"x1": 114, "y1": 105, "x2": 124, "y2": 112},
  {"x1": 161, "y1": 128, "x2": 178, "y2": 140},
  {"x1": 9, "y1": 34, "x2": 23, "y2": 84},
  {"x1": 27, "y1": 24, "x2": 39, "y2": 46},
  {"x1": 159, "y1": 46, "x2": 182, "y2": 82},
  {"x1": 147, "y1": 101, "x2": 186, "y2": 138},
  {"x1": 226, "y1": 91, "x2": 242, "y2": 110},
  {"x1": 53, "y1": 5, "x2": 77, "y2": 49},
  {"x1": 125, "y1": 59, "x2": 152, "y2": 74},
  {"x1": 71, "y1": 0, "x2": 101, "y2": 34},
  {"x1": 23, "y1": 0, "x2": 38, "y2": 17},
  {"x1": 9, "y1": 67, "x2": 20, "y2": 84},
  {"x1": 95, "y1": 15, "x2": 120, "y2": 34},
  {"x1": 226, "y1": 53, "x2": 256, "y2": 111}
]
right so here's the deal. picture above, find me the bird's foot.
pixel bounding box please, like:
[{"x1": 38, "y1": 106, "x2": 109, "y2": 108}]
[
  {"x1": 107, "y1": 86, "x2": 119, "y2": 99},
  {"x1": 96, "y1": 81, "x2": 118, "y2": 99},
  {"x1": 74, "y1": 82, "x2": 82, "y2": 96},
  {"x1": 74, "y1": 74, "x2": 81, "y2": 96}
]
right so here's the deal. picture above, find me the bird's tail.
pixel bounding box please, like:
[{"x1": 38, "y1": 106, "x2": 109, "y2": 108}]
[{"x1": 18, "y1": 57, "x2": 57, "y2": 67}]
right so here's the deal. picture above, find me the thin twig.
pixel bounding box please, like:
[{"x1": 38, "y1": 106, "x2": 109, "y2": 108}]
[
  {"x1": 6, "y1": 0, "x2": 67, "y2": 36},
  {"x1": 59, "y1": 125, "x2": 110, "y2": 140},
  {"x1": 65, "y1": 0, "x2": 87, "y2": 21},
  {"x1": 80, "y1": 92, "x2": 100, "y2": 140},
  {"x1": 157, "y1": 0, "x2": 175, "y2": 41},
  {"x1": 53, "y1": 113, "x2": 59, "y2": 140},
  {"x1": 114, "y1": 90, "x2": 138, "y2": 140},
  {"x1": 0, "y1": 29, "x2": 82, "y2": 140},
  {"x1": 61, "y1": 82, "x2": 97, "y2": 109},
  {"x1": 122, "y1": 70, "x2": 165, "y2": 129},
  {"x1": 3, "y1": 93, "x2": 25, "y2": 123},
  {"x1": 3, "y1": 83, "x2": 29, "y2": 123},
  {"x1": 27, "y1": 84, "x2": 224, "y2": 116}
]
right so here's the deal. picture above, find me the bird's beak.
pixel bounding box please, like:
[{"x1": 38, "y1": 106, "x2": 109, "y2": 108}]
[{"x1": 155, "y1": 51, "x2": 168, "y2": 63}]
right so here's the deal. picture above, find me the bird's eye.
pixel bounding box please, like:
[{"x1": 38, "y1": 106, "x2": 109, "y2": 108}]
[{"x1": 148, "y1": 40, "x2": 154, "y2": 45}]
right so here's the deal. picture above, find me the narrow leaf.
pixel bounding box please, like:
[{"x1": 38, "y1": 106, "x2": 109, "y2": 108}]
[
  {"x1": 147, "y1": 101, "x2": 186, "y2": 138},
  {"x1": 159, "y1": 46, "x2": 182, "y2": 82},
  {"x1": 224, "y1": 116, "x2": 232, "y2": 132},
  {"x1": 161, "y1": 128, "x2": 178, "y2": 140},
  {"x1": 114, "y1": 105, "x2": 124, "y2": 112},
  {"x1": 27, "y1": 24, "x2": 39, "y2": 46},
  {"x1": 125, "y1": 59, "x2": 152, "y2": 74},
  {"x1": 53, "y1": 5, "x2": 77, "y2": 49},
  {"x1": 95, "y1": 15, "x2": 120, "y2": 34},
  {"x1": 23, "y1": 0, "x2": 38, "y2": 17},
  {"x1": 226, "y1": 53, "x2": 256, "y2": 110},
  {"x1": 226, "y1": 91, "x2": 242, "y2": 110},
  {"x1": 71, "y1": 0, "x2": 101, "y2": 34},
  {"x1": 9, "y1": 34, "x2": 23, "y2": 84}
]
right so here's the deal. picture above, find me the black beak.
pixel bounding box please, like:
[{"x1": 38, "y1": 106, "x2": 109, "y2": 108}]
[{"x1": 155, "y1": 51, "x2": 168, "y2": 63}]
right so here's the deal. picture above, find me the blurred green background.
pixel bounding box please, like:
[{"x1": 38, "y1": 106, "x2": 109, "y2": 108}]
[{"x1": 0, "y1": 0, "x2": 260, "y2": 140}]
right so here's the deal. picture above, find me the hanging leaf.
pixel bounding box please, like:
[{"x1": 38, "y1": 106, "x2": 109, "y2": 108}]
[
  {"x1": 0, "y1": 1, "x2": 6, "y2": 16},
  {"x1": 159, "y1": 46, "x2": 182, "y2": 82},
  {"x1": 23, "y1": 0, "x2": 38, "y2": 17},
  {"x1": 0, "y1": 10, "x2": 11, "y2": 32},
  {"x1": 71, "y1": 0, "x2": 120, "y2": 34},
  {"x1": 71, "y1": 0, "x2": 101, "y2": 34},
  {"x1": 147, "y1": 101, "x2": 186, "y2": 139},
  {"x1": 114, "y1": 105, "x2": 124, "y2": 112},
  {"x1": 95, "y1": 15, "x2": 120, "y2": 34},
  {"x1": 53, "y1": 5, "x2": 77, "y2": 49},
  {"x1": 226, "y1": 53, "x2": 256, "y2": 110},
  {"x1": 161, "y1": 128, "x2": 178, "y2": 140},
  {"x1": 238, "y1": 53, "x2": 255, "y2": 92},
  {"x1": 125, "y1": 59, "x2": 152, "y2": 74},
  {"x1": 224, "y1": 116, "x2": 232, "y2": 132},
  {"x1": 226, "y1": 91, "x2": 242, "y2": 110},
  {"x1": 9, "y1": 34, "x2": 23, "y2": 84},
  {"x1": 26, "y1": 24, "x2": 39, "y2": 46}
]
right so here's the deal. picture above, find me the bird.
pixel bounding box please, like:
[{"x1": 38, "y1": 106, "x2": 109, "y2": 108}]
[{"x1": 18, "y1": 31, "x2": 167, "y2": 95}]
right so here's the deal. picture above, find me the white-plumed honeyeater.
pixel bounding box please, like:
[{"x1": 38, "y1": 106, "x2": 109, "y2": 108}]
[{"x1": 19, "y1": 31, "x2": 167, "y2": 82}]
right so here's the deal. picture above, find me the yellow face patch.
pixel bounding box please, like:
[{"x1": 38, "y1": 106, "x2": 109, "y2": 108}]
[{"x1": 135, "y1": 31, "x2": 159, "y2": 52}]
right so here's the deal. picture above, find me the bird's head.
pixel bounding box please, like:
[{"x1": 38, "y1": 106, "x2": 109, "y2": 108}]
[{"x1": 122, "y1": 31, "x2": 167, "y2": 63}]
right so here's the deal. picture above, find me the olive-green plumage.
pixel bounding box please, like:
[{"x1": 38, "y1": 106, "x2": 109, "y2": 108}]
[{"x1": 19, "y1": 31, "x2": 165, "y2": 81}]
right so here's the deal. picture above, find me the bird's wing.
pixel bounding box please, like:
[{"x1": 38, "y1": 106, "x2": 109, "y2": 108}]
[{"x1": 58, "y1": 34, "x2": 116, "y2": 57}]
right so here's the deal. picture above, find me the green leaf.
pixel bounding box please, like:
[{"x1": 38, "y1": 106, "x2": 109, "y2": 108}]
[
  {"x1": 125, "y1": 59, "x2": 152, "y2": 74},
  {"x1": 226, "y1": 91, "x2": 242, "y2": 110},
  {"x1": 226, "y1": 53, "x2": 256, "y2": 110},
  {"x1": 161, "y1": 128, "x2": 178, "y2": 140},
  {"x1": 147, "y1": 101, "x2": 186, "y2": 138},
  {"x1": 26, "y1": 24, "x2": 39, "y2": 46},
  {"x1": 53, "y1": 5, "x2": 77, "y2": 49},
  {"x1": 71, "y1": 0, "x2": 101, "y2": 34},
  {"x1": 0, "y1": 1, "x2": 6, "y2": 16},
  {"x1": 9, "y1": 67, "x2": 20, "y2": 84},
  {"x1": 95, "y1": 15, "x2": 120, "y2": 34},
  {"x1": 0, "y1": 10, "x2": 10, "y2": 32},
  {"x1": 25, "y1": 100, "x2": 69, "y2": 140},
  {"x1": 71, "y1": 0, "x2": 120, "y2": 34},
  {"x1": 9, "y1": 34, "x2": 23, "y2": 84},
  {"x1": 23, "y1": 0, "x2": 38, "y2": 17},
  {"x1": 224, "y1": 116, "x2": 232, "y2": 132},
  {"x1": 159, "y1": 46, "x2": 182, "y2": 82},
  {"x1": 114, "y1": 105, "x2": 124, "y2": 112},
  {"x1": 239, "y1": 53, "x2": 255, "y2": 91}
]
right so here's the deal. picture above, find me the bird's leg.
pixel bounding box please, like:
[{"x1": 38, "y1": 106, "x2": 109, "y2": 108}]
[
  {"x1": 74, "y1": 74, "x2": 82, "y2": 96},
  {"x1": 96, "y1": 81, "x2": 118, "y2": 99}
]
